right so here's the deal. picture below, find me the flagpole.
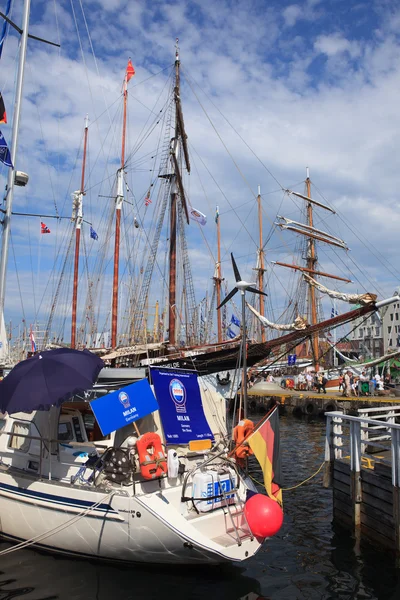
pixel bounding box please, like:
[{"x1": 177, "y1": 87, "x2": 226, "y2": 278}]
[
  {"x1": 111, "y1": 62, "x2": 130, "y2": 348},
  {"x1": 215, "y1": 206, "x2": 222, "y2": 343},
  {"x1": 0, "y1": 0, "x2": 31, "y2": 319},
  {"x1": 333, "y1": 299, "x2": 338, "y2": 368},
  {"x1": 242, "y1": 289, "x2": 248, "y2": 418},
  {"x1": 71, "y1": 115, "x2": 88, "y2": 349}
]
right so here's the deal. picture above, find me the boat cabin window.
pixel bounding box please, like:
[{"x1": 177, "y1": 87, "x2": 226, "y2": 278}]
[
  {"x1": 8, "y1": 422, "x2": 31, "y2": 453},
  {"x1": 58, "y1": 421, "x2": 74, "y2": 442},
  {"x1": 0, "y1": 419, "x2": 6, "y2": 432}
]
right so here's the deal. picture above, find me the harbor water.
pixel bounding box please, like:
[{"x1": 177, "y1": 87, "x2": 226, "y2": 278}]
[{"x1": 1, "y1": 416, "x2": 400, "y2": 600}]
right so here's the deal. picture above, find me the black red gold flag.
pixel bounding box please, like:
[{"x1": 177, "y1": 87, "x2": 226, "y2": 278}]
[{"x1": 0, "y1": 93, "x2": 7, "y2": 124}]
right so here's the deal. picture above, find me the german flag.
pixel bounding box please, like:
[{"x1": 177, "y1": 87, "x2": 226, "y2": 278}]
[
  {"x1": 248, "y1": 406, "x2": 282, "y2": 504},
  {"x1": 0, "y1": 93, "x2": 6, "y2": 124}
]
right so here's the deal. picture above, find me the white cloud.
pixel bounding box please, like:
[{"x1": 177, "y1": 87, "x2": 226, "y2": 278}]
[
  {"x1": 283, "y1": 4, "x2": 303, "y2": 27},
  {"x1": 314, "y1": 33, "x2": 361, "y2": 58},
  {"x1": 2, "y1": 0, "x2": 400, "y2": 345}
]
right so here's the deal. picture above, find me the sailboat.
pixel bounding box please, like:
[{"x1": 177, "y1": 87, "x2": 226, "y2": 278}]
[{"x1": 0, "y1": 6, "x2": 285, "y2": 565}]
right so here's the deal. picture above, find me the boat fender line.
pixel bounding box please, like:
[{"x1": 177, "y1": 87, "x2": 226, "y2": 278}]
[
  {"x1": 136, "y1": 432, "x2": 167, "y2": 480},
  {"x1": 233, "y1": 419, "x2": 255, "y2": 462},
  {"x1": 0, "y1": 491, "x2": 115, "y2": 557},
  {"x1": 216, "y1": 372, "x2": 231, "y2": 386}
]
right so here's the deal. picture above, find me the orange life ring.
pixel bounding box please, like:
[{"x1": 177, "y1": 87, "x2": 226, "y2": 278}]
[
  {"x1": 136, "y1": 432, "x2": 167, "y2": 480},
  {"x1": 233, "y1": 418, "x2": 254, "y2": 461}
]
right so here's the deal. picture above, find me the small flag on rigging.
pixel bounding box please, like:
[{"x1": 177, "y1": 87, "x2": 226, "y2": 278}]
[
  {"x1": 189, "y1": 208, "x2": 207, "y2": 226},
  {"x1": 231, "y1": 314, "x2": 241, "y2": 328},
  {"x1": 215, "y1": 206, "x2": 219, "y2": 223},
  {"x1": 126, "y1": 59, "x2": 135, "y2": 83},
  {"x1": 0, "y1": 93, "x2": 7, "y2": 124},
  {"x1": 0, "y1": 130, "x2": 12, "y2": 167},
  {"x1": 331, "y1": 307, "x2": 338, "y2": 318},
  {"x1": 144, "y1": 191, "x2": 152, "y2": 206},
  {"x1": 0, "y1": 0, "x2": 12, "y2": 60},
  {"x1": 227, "y1": 327, "x2": 236, "y2": 339},
  {"x1": 41, "y1": 222, "x2": 51, "y2": 234},
  {"x1": 90, "y1": 226, "x2": 98, "y2": 240},
  {"x1": 29, "y1": 326, "x2": 36, "y2": 353}
]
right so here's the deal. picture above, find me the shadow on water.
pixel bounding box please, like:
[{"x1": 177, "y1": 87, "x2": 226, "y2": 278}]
[
  {"x1": 1, "y1": 415, "x2": 400, "y2": 599},
  {"x1": 0, "y1": 548, "x2": 263, "y2": 600}
]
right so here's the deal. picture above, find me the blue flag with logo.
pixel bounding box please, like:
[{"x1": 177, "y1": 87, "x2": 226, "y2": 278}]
[
  {"x1": 90, "y1": 226, "x2": 98, "y2": 240},
  {"x1": 227, "y1": 327, "x2": 236, "y2": 339},
  {"x1": 231, "y1": 314, "x2": 241, "y2": 327},
  {"x1": 90, "y1": 379, "x2": 159, "y2": 436},
  {"x1": 151, "y1": 368, "x2": 214, "y2": 445},
  {"x1": 0, "y1": 131, "x2": 12, "y2": 167}
]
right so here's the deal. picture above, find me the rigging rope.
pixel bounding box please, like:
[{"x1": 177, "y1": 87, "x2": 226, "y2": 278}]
[{"x1": 0, "y1": 491, "x2": 115, "y2": 556}]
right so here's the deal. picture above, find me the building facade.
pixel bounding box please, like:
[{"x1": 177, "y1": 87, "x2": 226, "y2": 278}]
[
  {"x1": 349, "y1": 310, "x2": 384, "y2": 360},
  {"x1": 381, "y1": 292, "x2": 400, "y2": 354}
]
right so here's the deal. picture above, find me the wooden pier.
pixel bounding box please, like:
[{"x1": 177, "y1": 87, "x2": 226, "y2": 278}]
[
  {"x1": 324, "y1": 407, "x2": 400, "y2": 551},
  {"x1": 247, "y1": 388, "x2": 400, "y2": 417}
]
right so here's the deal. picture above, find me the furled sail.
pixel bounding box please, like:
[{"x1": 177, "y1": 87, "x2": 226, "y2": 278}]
[
  {"x1": 247, "y1": 302, "x2": 308, "y2": 331},
  {"x1": 0, "y1": 313, "x2": 8, "y2": 364},
  {"x1": 303, "y1": 273, "x2": 377, "y2": 305}
]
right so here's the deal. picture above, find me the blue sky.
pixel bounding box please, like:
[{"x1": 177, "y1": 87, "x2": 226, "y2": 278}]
[{"x1": 1, "y1": 0, "x2": 400, "y2": 344}]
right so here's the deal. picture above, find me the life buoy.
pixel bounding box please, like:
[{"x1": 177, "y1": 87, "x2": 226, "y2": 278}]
[
  {"x1": 233, "y1": 419, "x2": 254, "y2": 462},
  {"x1": 136, "y1": 432, "x2": 167, "y2": 480}
]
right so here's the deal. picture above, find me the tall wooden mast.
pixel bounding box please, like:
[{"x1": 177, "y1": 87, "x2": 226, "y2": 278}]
[
  {"x1": 168, "y1": 39, "x2": 190, "y2": 349},
  {"x1": 255, "y1": 186, "x2": 266, "y2": 342},
  {"x1": 71, "y1": 116, "x2": 88, "y2": 349},
  {"x1": 305, "y1": 168, "x2": 319, "y2": 369},
  {"x1": 214, "y1": 206, "x2": 223, "y2": 342},
  {"x1": 276, "y1": 174, "x2": 348, "y2": 369},
  {"x1": 111, "y1": 60, "x2": 131, "y2": 348}
]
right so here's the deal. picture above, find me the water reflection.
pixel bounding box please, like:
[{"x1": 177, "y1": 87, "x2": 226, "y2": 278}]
[{"x1": 0, "y1": 548, "x2": 263, "y2": 600}]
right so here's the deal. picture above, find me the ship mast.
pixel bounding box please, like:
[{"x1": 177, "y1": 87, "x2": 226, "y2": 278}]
[
  {"x1": 276, "y1": 169, "x2": 347, "y2": 370},
  {"x1": 255, "y1": 186, "x2": 266, "y2": 342},
  {"x1": 214, "y1": 206, "x2": 223, "y2": 342},
  {"x1": 71, "y1": 116, "x2": 88, "y2": 349},
  {"x1": 305, "y1": 168, "x2": 320, "y2": 369},
  {"x1": 111, "y1": 61, "x2": 130, "y2": 348},
  {"x1": 0, "y1": 0, "x2": 31, "y2": 320},
  {"x1": 168, "y1": 39, "x2": 190, "y2": 349}
]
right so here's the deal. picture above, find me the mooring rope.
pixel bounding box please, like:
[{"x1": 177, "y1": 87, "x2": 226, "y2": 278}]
[{"x1": 0, "y1": 491, "x2": 115, "y2": 556}]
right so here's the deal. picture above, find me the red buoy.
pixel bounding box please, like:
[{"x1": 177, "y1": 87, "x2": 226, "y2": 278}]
[{"x1": 244, "y1": 493, "x2": 284, "y2": 538}]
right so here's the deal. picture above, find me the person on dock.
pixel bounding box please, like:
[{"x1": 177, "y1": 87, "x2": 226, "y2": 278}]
[
  {"x1": 297, "y1": 372, "x2": 305, "y2": 390},
  {"x1": 316, "y1": 374, "x2": 328, "y2": 394},
  {"x1": 306, "y1": 372, "x2": 313, "y2": 391},
  {"x1": 343, "y1": 371, "x2": 351, "y2": 397},
  {"x1": 338, "y1": 373, "x2": 344, "y2": 393},
  {"x1": 359, "y1": 369, "x2": 369, "y2": 396}
]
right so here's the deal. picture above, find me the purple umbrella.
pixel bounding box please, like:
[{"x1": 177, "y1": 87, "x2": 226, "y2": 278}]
[{"x1": 0, "y1": 348, "x2": 104, "y2": 414}]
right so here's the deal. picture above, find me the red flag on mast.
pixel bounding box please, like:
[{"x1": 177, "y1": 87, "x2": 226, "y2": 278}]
[
  {"x1": 126, "y1": 59, "x2": 135, "y2": 83},
  {"x1": 41, "y1": 222, "x2": 51, "y2": 234}
]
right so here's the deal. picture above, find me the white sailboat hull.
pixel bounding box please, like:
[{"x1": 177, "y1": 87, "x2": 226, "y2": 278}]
[{"x1": 0, "y1": 470, "x2": 261, "y2": 565}]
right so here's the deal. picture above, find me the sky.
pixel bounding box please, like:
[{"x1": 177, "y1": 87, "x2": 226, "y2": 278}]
[{"x1": 1, "y1": 0, "x2": 400, "y2": 345}]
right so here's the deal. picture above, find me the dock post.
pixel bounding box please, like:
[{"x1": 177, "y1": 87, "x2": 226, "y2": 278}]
[
  {"x1": 391, "y1": 428, "x2": 400, "y2": 551},
  {"x1": 350, "y1": 420, "x2": 362, "y2": 531},
  {"x1": 323, "y1": 415, "x2": 333, "y2": 488}
]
